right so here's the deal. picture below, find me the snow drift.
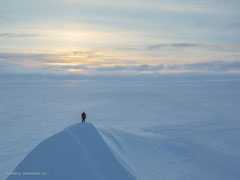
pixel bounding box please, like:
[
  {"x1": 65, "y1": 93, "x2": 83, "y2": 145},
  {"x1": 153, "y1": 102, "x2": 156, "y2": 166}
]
[{"x1": 7, "y1": 123, "x2": 137, "y2": 180}]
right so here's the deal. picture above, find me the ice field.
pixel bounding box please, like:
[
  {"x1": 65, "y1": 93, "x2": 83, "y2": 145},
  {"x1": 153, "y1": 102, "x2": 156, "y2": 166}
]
[{"x1": 1, "y1": 75, "x2": 240, "y2": 180}]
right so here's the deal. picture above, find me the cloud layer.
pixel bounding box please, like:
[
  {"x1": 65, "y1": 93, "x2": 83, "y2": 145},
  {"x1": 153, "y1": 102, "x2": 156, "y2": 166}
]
[
  {"x1": 77, "y1": 61, "x2": 240, "y2": 73},
  {"x1": 1, "y1": 52, "x2": 240, "y2": 75},
  {"x1": 147, "y1": 43, "x2": 201, "y2": 50},
  {"x1": 0, "y1": 33, "x2": 38, "y2": 38}
]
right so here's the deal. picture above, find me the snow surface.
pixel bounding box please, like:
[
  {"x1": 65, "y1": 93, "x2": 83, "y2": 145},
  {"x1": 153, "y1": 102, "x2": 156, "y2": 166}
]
[
  {"x1": 6, "y1": 123, "x2": 136, "y2": 180},
  {"x1": 1, "y1": 77, "x2": 240, "y2": 180}
]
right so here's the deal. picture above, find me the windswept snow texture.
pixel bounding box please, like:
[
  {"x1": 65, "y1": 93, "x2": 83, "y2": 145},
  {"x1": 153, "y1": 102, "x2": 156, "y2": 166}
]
[
  {"x1": 7, "y1": 123, "x2": 136, "y2": 180},
  {"x1": 1, "y1": 77, "x2": 240, "y2": 180}
]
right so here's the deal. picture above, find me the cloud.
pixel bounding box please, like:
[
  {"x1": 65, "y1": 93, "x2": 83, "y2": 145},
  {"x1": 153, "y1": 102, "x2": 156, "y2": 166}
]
[
  {"x1": 229, "y1": 21, "x2": 240, "y2": 29},
  {"x1": 0, "y1": 33, "x2": 39, "y2": 38},
  {"x1": 147, "y1": 43, "x2": 201, "y2": 50},
  {"x1": 95, "y1": 66, "x2": 127, "y2": 71},
  {"x1": 0, "y1": 53, "x2": 45, "y2": 59},
  {"x1": 181, "y1": 61, "x2": 240, "y2": 72},
  {"x1": 0, "y1": 52, "x2": 64, "y2": 74},
  {"x1": 72, "y1": 61, "x2": 240, "y2": 73},
  {"x1": 134, "y1": 64, "x2": 164, "y2": 71},
  {"x1": 65, "y1": 50, "x2": 101, "y2": 59},
  {"x1": 93, "y1": 64, "x2": 165, "y2": 72},
  {"x1": 1, "y1": 52, "x2": 240, "y2": 75},
  {"x1": 0, "y1": 15, "x2": 8, "y2": 20}
]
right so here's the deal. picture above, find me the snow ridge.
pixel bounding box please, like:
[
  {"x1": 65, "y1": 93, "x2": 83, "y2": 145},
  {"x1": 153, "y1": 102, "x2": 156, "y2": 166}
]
[{"x1": 7, "y1": 123, "x2": 137, "y2": 180}]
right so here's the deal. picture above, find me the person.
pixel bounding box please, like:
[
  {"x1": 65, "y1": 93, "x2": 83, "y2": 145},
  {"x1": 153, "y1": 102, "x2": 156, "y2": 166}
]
[{"x1": 81, "y1": 112, "x2": 86, "y2": 123}]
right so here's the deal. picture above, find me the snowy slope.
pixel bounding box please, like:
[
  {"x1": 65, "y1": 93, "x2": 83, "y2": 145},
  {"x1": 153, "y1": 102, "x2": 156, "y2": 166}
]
[
  {"x1": 6, "y1": 123, "x2": 137, "y2": 180},
  {"x1": 100, "y1": 122, "x2": 240, "y2": 180},
  {"x1": 1, "y1": 80, "x2": 240, "y2": 180}
]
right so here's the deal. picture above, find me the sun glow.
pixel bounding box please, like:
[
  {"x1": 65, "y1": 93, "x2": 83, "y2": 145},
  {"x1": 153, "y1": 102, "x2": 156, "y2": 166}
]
[{"x1": 67, "y1": 68, "x2": 84, "y2": 72}]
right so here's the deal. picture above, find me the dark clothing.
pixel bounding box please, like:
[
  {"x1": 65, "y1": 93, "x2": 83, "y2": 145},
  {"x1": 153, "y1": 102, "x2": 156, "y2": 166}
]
[{"x1": 81, "y1": 112, "x2": 86, "y2": 123}]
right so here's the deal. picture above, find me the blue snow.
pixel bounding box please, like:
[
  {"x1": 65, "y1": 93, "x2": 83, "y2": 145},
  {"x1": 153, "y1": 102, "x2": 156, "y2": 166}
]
[{"x1": 7, "y1": 123, "x2": 136, "y2": 180}]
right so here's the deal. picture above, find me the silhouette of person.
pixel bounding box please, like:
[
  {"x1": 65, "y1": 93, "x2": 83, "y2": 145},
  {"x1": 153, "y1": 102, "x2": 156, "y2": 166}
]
[{"x1": 81, "y1": 112, "x2": 86, "y2": 123}]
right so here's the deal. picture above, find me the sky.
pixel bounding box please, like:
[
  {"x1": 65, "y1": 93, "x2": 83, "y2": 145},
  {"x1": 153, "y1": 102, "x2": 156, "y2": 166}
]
[{"x1": 0, "y1": 0, "x2": 240, "y2": 75}]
